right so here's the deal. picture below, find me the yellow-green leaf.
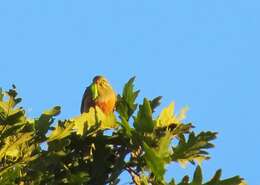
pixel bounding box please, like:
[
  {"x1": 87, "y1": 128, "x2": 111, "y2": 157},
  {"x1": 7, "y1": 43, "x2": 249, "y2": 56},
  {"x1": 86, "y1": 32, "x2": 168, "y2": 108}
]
[
  {"x1": 73, "y1": 108, "x2": 97, "y2": 136},
  {"x1": 156, "y1": 102, "x2": 188, "y2": 127},
  {"x1": 48, "y1": 121, "x2": 74, "y2": 142},
  {"x1": 95, "y1": 107, "x2": 118, "y2": 129},
  {"x1": 0, "y1": 132, "x2": 33, "y2": 159},
  {"x1": 156, "y1": 130, "x2": 172, "y2": 160}
]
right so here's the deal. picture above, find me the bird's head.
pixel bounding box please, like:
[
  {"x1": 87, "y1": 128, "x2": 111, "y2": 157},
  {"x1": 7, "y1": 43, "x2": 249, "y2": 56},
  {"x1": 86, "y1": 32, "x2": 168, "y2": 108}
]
[
  {"x1": 90, "y1": 75, "x2": 112, "y2": 100},
  {"x1": 92, "y1": 75, "x2": 109, "y2": 85}
]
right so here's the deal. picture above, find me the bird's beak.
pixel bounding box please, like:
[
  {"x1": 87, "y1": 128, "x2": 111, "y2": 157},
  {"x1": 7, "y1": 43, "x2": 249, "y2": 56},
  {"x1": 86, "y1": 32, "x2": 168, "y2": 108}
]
[{"x1": 90, "y1": 83, "x2": 98, "y2": 100}]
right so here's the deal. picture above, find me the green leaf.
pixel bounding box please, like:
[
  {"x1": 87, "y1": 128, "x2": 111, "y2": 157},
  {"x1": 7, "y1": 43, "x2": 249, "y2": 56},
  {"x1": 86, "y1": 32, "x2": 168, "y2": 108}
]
[
  {"x1": 239, "y1": 181, "x2": 247, "y2": 185},
  {"x1": 0, "y1": 86, "x2": 21, "y2": 115},
  {"x1": 134, "y1": 98, "x2": 154, "y2": 133},
  {"x1": 0, "y1": 164, "x2": 21, "y2": 185},
  {"x1": 219, "y1": 176, "x2": 244, "y2": 185},
  {"x1": 140, "y1": 176, "x2": 149, "y2": 185},
  {"x1": 118, "y1": 116, "x2": 132, "y2": 137},
  {"x1": 176, "y1": 167, "x2": 244, "y2": 185},
  {"x1": 191, "y1": 166, "x2": 203, "y2": 185},
  {"x1": 95, "y1": 107, "x2": 118, "y2": 129},
  {"x1": 143, "y1": 142, "x2": 165, "y2": 181},
  {"x1": 63, "y1": 171, "x2": 90, "y2": 185},
  {"x1": 116, "y1": 77, "x2": 140, "y2": 120},
  {"x1": 47, "y1": 120, "x2": 74, "y2": 142},
  {"x1": 204, "y1": 169, "x2": 221, "y2": 185},
  {"x1": 0, "y1": 132, "x2": 34, "y2": 159},
  {"x1": 73, "y1": 107, "x2": 97, "y2": 136},
  {"x1": 73, "y1": 107, "x2": 117, "y2": 136},
  {"x1": 156, "y1": 130, "x2": 172, "y2": 160},
  {"x1": 5, "y1": 108, "x2": 26, "y2": 125},
  {"x1": 35, "y1": 106, "x2": 61, "y2": 140},
  {"x1": 0, "y1": 88, "x2": 3, "y2": 101},
  {"x1": 150, "y1": 96, "x2": 162, "y2": 112},
  {"x1": 172, "y1": 131, "x2": 217, "y2": 167}
]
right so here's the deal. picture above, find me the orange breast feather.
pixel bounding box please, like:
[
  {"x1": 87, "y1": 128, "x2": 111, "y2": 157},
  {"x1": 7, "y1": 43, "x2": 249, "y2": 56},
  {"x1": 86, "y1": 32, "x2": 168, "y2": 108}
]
[{"x1": 96, "y1": 97, "x2": 116, "y2": 115}]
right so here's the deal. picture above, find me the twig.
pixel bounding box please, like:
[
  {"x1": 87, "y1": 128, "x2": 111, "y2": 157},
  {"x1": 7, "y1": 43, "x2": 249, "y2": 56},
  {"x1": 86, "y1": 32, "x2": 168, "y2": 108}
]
[{"x1": 125, "y1": 166, "x2": 141, "y2": 185}]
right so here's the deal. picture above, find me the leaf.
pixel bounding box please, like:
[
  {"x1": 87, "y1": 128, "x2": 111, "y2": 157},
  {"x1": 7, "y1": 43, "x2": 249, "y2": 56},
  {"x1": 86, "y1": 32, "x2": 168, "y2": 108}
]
[
  {"x1": 73, "y1": 107, "x2": 117, "y2": 136},
  {"x1": 73, "y1": 108, "x2": 97, "y2": 136},
  {"x1": 0, "y1": 132, "x2": 34, "y2": 159},
  {"x1": 118, "y1": 116, "x2": 132, "y2": 137},
  {"x1": 35, "y1": 106, "x2": 61, "y2": 140},
  {"x1": 7, "y1": 85, "x2": 21, "y2": 106},
  {"x1": 63, "y1": 171, "x2": 90, "y2": 185},
  {"x1": 0, "y1": 109, "x2": 27, "y2": 140},
  {"x1": 122, "y1": 77, "x2": 139, "y2": 110},
  {"x1": 0, "y1": 88, "x2": 3, "y2": 101},
  {"x1": 5, "y1": 108, "x2": 26, "y2": 125},
  {"x1": 218, "y1": 176, "x2": 244, "y2": 185},
  {"x1": 143, "y1": 142, "x2": 165, "y2": 181},
  {"x1": 47, "y1": 121, "x2": 74, "y2": 142},
  {"x1": 156, "y1": 130, "x2": 172, "y2": 160},
  {"x1": 172, "y1": 132, "x2": 217, "y2": 167},
  {"x1": 176, "y1": 167, "x2": 244, "y2": 185},
  {"x1": 0, "y1": 164, "x2": 21, "y2": 185},
  {"x1": 238, "y1": 181, "x2": 247, "y2": 185},
  {"x1": 191, "y1": 166, "x2": 203, "y2": 185},
  {"x1": 140, "y1": 176, "x2": 149, "y2": 185},
  {"x1": 168, "y1": 179, "x2": 176, "y2": 185},
  {"x1": 0, "y1": 86, "x2": 21, "y2": 113},
  {"x1": 150, "y1": 96, "x2": 162, "y2": 112},
  {"x1": 204, "y1": 169, "x2": 221, "y2": 185},
  {"x1": 116, "y1": 77, "x2": 140, "y2": 120},
  {"x1": 96, "y1": 107, "x2": 118, "y2": 129},
  {"x1": 134, "y1": 98, "x2": 154, "y2": 133},
  {"x1": 176, "y1": 107, "x2": 188, "y2": 122},
  {"x1": 156, "y1": 102, "x2": 188, "y2": 128}
]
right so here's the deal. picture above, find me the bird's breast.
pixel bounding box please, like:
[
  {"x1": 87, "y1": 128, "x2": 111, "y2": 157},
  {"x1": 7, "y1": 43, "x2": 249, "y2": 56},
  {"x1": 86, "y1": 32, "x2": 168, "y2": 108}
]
[
  {"x1": 95, "y1": 91, "x2": 116, "y2": 115},
  {"x1": 96, "y1": 97, "x2": 116, "y2": 115}
]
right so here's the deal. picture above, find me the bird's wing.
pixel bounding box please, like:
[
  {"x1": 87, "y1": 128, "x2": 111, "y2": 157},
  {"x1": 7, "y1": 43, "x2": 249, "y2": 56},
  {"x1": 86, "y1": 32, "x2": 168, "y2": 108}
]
[{"x1": 80, "y1": 86, "x2": 94, "y2": 113}]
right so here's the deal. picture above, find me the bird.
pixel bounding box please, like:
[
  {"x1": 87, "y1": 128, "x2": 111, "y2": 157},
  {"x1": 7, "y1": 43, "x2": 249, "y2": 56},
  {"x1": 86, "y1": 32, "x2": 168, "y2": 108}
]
[{"x1": 80, "y1": 76, "x2": 117, "y2": 115}]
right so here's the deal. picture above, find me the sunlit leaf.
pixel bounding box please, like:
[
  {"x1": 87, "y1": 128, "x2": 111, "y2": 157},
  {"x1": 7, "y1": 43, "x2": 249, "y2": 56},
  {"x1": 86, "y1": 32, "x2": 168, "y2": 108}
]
[
  {"x1": 34, "y1": 106, "x2": 61, "y2": 141},
  {"x1": 73, "y1": 107, "x2": 117, "y2": 136},
  {"x1": 73, "y1": 107, "x2": 97, "y2": 136},
  {"x1": 0, "y1": 132, "x2": 33, "y2": 159},
  {"x1": 95, "y1": 107, "x2": 118, "y2": 129},
  {"x1": 156, "y1": 102, "x2": 188, "y2": 128},
  {"x1": 47, "y1": 121, "x2": 74, "y2": 142}
]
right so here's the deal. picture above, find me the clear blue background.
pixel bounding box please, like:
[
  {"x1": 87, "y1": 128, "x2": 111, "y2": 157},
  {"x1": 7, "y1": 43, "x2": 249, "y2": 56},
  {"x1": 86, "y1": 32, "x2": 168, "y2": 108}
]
[{"x1": 0, "y1": 1, "x2": 259, "y2": 184}]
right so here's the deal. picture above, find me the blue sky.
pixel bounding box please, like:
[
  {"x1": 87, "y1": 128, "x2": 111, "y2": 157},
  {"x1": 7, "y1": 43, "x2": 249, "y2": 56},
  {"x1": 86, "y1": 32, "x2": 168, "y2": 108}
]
[{"x1": 0, "y1": 1, "x2": 259, "y2": 184}]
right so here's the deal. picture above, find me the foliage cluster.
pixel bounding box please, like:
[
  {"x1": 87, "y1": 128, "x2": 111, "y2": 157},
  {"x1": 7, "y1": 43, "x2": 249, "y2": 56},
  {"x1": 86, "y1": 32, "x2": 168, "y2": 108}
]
[{"x1": 0, "y1": 78, "x2": 245, "y2": 185}]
